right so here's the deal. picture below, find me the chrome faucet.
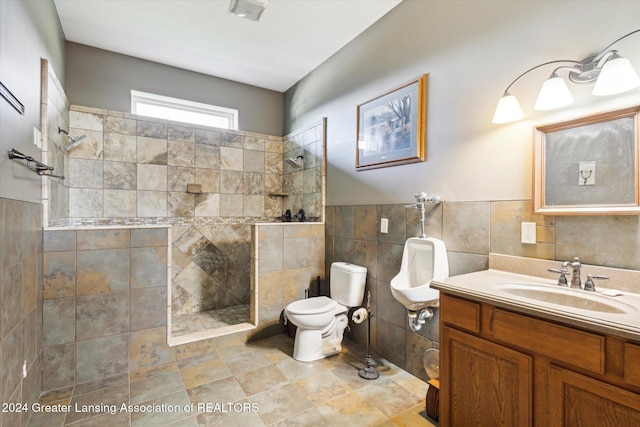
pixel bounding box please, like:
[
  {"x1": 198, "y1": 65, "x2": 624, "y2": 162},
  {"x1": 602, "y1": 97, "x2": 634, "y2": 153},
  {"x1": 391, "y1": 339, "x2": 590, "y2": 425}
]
[
  {"x1": 548, "y1": 257, "x2": 609, "y2": 291},
  {"x1": 548, "y1": 257, "x2": 581, "y2": 288},
  {"x1": 567, "y1": 257, "x2": 582, "y2": 289}
]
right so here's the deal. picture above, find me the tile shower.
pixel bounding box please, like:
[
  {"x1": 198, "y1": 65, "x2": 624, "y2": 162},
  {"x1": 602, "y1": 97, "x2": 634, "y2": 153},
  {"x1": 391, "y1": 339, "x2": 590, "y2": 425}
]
[{"x1": 38, "y1": 97, "x2": 327, "y2": 393}]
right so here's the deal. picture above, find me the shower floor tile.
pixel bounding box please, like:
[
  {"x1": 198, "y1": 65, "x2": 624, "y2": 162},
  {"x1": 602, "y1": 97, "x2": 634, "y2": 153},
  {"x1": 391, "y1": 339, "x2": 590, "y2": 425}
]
[
  {"x1": 27, "y1": 335, "x2": 437, "y2": 427},
  {"x1": 171, "y1": 304, "x2": 250, "y2": 338}
]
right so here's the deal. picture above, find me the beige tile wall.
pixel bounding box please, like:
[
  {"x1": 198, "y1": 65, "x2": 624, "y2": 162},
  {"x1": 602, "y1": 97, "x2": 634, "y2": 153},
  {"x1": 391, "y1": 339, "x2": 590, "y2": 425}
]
[
  {"x1": 56, "y1": 106, "x2": 325, "y2": 226},
  {"x1": 171, "y1": 224, "x2": 252, "y2": 316},
  {"x1": 64, "y1": 106, "x2": 285, "y2": 221},
  {"x1": 41, "y1": 59, "x2": 70, "y2": 225},
  {"x1": 252, "y1": 223, "x2": 325, "y2": 336}
]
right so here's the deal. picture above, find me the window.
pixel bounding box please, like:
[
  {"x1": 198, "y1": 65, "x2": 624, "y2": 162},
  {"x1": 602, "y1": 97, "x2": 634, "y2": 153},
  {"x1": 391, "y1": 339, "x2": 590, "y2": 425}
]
[{"x1": 131, "y1": 90, "x2": 238, "y2": 130}]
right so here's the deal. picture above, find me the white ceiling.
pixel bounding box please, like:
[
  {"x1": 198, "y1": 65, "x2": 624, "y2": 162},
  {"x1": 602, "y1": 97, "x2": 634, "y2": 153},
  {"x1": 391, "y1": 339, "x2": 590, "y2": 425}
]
[{"x1": 53, "y1": 0, "x2": 402, "y2": 92}]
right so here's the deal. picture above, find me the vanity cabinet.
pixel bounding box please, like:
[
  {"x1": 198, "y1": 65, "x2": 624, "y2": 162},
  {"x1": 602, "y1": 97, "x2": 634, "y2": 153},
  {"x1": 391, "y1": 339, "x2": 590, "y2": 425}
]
[
  {"x1": 439, "y1": 293, "x2": 640, "y2": 427},
  {"x1": 443, "y1": 326, "x2": 532, "y2": 426}
]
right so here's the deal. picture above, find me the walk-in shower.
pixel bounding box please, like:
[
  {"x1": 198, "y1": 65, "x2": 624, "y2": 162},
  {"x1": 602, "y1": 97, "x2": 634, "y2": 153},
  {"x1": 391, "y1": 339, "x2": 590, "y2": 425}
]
[{"x1": 49, "y1": 104, "x2": 326, "y2": 346}]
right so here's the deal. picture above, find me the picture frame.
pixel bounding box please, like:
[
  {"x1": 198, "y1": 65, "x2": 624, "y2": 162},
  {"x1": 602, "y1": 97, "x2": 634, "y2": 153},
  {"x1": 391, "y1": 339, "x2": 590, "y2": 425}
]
[
  {"x1": 533, "y1": 105, "x2": 640, "y2": 215},
  {"x1": 356, "y1": 74, "x2": 427, "y2": 170}
]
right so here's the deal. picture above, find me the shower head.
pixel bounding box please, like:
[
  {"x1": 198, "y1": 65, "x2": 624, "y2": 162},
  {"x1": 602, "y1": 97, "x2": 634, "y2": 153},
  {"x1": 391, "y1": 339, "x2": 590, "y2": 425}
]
[
  {"x1": 285, "y1": 155, "x2": 304, "y2": 169},
  {"x1": 59, "y1": 127, "x2": 88, "y2": 151}
]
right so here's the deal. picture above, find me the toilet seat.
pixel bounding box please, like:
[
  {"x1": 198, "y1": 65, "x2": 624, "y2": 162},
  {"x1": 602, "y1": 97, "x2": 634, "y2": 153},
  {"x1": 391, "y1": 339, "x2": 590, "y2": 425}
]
[{"x1": 285, "y1": 296, "x2": 338, "y2": 315}]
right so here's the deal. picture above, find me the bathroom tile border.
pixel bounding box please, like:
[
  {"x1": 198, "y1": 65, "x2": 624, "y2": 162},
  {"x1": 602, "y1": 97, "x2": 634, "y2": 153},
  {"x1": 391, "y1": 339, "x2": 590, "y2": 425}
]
[{"x1": 46, "y1": 216, "x2": 321, "y2": 229}]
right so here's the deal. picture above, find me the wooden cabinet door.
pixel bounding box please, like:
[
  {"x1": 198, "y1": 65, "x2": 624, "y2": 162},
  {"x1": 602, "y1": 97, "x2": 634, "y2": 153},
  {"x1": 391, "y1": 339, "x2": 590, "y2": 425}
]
[
  {"x1": 548, "y1": 365, "x2": 640, "y2": 427},
  {"x1": 441, "y1": 326, "x2": 532, "y2": 427}
]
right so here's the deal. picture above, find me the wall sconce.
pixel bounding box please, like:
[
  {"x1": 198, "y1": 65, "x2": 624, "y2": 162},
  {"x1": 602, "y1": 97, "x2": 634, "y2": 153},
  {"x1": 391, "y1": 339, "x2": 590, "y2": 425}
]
[{"x1": 493, "y1": 29, "x2": 640, "y2": 124}]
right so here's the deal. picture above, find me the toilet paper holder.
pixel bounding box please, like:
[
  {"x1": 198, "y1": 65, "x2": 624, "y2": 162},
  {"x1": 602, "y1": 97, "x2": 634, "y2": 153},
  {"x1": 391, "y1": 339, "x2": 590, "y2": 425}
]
[
  {"x1": 352, "y1": 307, "x2": 368, "y2": 324},
  {"x1": 355, "y1": 291, "x2": 379, "y2": 380}
]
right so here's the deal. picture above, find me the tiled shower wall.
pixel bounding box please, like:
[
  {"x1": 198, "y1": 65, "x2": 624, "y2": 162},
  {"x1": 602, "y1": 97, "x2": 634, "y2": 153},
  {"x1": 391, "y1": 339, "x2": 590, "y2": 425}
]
[
  {"x1": 62, "y1": 106, "x2": 285, "y2": 221},
  {"x1": 41, "y1": 228, "x2": 168, "y2": 392},
  {"x1": 0, "y1": 198, "x2": 43, "y2": 427},
  {"x1": 253, "y1": 223, "x2": 326, "y2": 336},
  {"x1": 55, "y1": 106, "x2": 324, "y2": 224},
  {"x1": 325, "y1": 199, "x2": 640, "y2": 381},
  {"x1": 41, "y1": 59, "x2": 70, "y2": 225},
  {"x1": 282, "y1": 120, "x2": 325, "y2": 220},
  {"x1": 171, "y1": 224, "x2": 252, "y2": 316}
]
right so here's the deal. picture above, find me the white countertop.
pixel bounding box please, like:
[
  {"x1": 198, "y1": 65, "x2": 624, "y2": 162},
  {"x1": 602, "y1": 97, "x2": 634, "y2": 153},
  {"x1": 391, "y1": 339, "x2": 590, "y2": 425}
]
[{"x1": 432, "y1": 269, "x2": 640, "y2": 342}]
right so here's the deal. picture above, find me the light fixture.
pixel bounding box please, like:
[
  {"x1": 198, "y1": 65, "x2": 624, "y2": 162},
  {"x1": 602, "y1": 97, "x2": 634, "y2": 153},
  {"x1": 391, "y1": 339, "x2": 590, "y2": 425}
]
[
  {"x1": 593, "y1": 52, "x2": 640, "y2": 96},
  {"x1": 492, "y1": 92, "x2": 524, "y2": 124},
  {"x1": 228, "y1": 0, "x2": 269, "y2": 21},
  {"x1": 534, "y1": 70, "x2": 573, "y2": 111},
  {"x1": 493, "y1": 29, "x2": 640, "y2": 124}
]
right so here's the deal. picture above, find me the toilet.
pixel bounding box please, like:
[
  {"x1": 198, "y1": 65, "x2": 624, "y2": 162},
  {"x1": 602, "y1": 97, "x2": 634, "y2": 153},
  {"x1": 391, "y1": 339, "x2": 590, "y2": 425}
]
[{"x1": 285, "y1": 262, "x2": 367, "y2": 362}]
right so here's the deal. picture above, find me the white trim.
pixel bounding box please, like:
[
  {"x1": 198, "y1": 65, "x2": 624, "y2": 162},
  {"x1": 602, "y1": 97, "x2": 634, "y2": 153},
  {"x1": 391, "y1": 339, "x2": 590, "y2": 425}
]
[{"x1": 131, "y1": 90, "x2": 238, "y2": 130}]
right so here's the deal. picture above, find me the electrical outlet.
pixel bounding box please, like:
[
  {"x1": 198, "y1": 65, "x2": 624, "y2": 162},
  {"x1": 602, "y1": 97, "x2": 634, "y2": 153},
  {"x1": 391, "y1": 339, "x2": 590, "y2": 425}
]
[
  {"x1": 521, "y1": 222, "x2": 536, "y2": 244},
  {"x1": 380, "y1": 218, "x2": 389, "y2": 233}
]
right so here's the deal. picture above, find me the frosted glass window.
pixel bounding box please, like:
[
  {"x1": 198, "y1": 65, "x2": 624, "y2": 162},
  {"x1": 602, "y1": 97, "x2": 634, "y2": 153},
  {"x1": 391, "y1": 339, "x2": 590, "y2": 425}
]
[{"x1": 131, "y1": 90, "x2": 238, "y2": 130}]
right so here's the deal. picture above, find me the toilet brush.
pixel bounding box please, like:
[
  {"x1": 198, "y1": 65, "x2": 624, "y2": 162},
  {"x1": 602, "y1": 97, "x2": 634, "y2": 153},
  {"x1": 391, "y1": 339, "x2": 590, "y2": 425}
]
[{"x1": 357, "y1": 291, "x2": 379, "y2": 380}]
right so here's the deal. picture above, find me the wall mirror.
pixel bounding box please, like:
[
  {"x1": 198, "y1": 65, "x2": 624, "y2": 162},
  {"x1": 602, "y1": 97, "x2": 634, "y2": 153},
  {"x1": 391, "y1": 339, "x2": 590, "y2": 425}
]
[{"x1": 533, "y1": 105, "x2": 640, "y2": 215}]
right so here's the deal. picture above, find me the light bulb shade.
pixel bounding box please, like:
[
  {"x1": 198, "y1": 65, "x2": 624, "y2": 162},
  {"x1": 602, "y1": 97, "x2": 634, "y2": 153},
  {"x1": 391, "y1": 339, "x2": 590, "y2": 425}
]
[
  {"x1": 593, "y1": 53, "x2": 640, "y2": 96},
  {"x1": 534, "y1": 73, "x2": 574, "y2": 110},
  {"x1": 492, "y1": 93, "x2": 524, "y2": 124}
]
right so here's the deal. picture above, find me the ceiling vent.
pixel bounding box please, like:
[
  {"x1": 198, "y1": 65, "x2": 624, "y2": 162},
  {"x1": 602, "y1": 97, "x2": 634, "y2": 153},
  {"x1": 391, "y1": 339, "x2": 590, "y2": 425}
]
[{"x1": 228, "y1": 0, "x2": 269, "y2": 21}]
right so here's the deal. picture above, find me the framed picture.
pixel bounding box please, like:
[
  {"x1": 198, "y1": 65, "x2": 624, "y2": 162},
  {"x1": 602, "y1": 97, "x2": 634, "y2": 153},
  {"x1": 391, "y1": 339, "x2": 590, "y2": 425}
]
[{"x1": 356, "y1": 74, "x2": 427, "y2": 170}]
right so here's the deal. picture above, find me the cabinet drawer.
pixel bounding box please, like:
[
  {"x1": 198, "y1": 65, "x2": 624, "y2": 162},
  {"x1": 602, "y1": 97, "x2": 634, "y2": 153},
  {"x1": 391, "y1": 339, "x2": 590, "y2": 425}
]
[
  {"x1": 490, "y1": 309, "x2": 605, "y2": 374},
  {"x1": 441, "y1": 294, "x2": 480, "y2": 333},
  {"x1": 624, "y1": 342, "x2": 640, "y2": 385}
]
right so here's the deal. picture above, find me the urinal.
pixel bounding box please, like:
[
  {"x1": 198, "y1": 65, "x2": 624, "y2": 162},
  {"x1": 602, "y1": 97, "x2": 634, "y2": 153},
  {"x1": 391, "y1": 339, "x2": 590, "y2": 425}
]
[{"x1": 390, "y1": 237, "x2": 449, "y2": 311}]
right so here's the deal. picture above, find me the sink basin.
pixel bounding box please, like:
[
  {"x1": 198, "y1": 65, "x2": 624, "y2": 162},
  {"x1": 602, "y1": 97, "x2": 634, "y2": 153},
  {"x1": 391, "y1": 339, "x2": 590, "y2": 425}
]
[{"x1": 492, "y1": 283, "x2": 638, "y2": 314}]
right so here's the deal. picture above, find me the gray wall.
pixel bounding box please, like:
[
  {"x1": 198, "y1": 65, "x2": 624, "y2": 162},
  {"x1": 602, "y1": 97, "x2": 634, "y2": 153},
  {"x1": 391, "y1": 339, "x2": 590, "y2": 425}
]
[
  {"x1": 0, "y1": 2, "x2": 64, "y2": 425},
  {"x1": 284, "y1": 0, "x2": 640, "y2": 206},
  {"x1": 285, "y1": 0, "x2": 640, "y2": 379},
  {"x1": 0, "y1": 0, "x2": 65, "y2": 203},
  {"x1": 66, "y1": 42, "x2": 284, "y2": 136}
]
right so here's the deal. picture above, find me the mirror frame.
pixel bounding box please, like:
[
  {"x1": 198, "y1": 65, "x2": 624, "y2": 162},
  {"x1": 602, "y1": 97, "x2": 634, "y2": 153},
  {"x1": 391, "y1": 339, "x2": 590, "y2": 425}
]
[{"x1": 533, "y1": 105, "x2": 640, "y2": 215}]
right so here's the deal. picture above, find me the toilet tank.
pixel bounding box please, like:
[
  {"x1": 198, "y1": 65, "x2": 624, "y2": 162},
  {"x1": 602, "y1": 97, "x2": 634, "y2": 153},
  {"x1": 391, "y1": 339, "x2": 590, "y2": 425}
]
[{"x1": 330, "y1": 262, "x2": 367, "y2": 307}]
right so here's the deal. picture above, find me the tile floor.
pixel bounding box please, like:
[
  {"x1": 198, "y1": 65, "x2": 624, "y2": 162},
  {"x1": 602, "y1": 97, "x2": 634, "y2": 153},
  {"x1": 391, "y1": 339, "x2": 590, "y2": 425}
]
[
  {"x1": 27, "y1": 334, "x2": 437, "y2": 427},
  {"x1": 171, "y1": 305, "x2": 251, "y2": 338}
]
